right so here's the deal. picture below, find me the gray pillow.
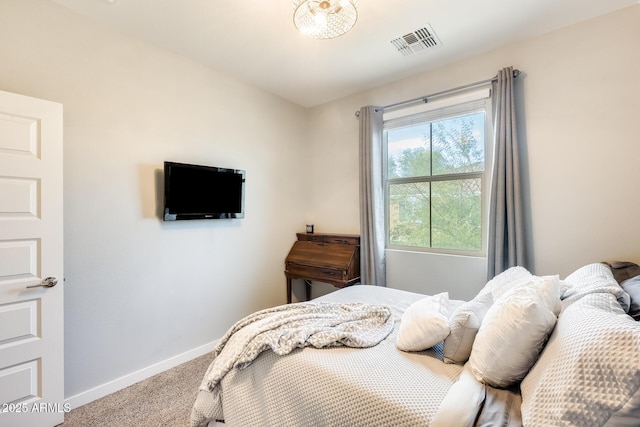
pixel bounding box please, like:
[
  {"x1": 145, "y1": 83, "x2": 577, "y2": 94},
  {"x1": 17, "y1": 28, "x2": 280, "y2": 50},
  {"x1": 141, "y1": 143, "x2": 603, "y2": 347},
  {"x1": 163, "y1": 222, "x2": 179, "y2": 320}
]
[
  {"x1": 622, "y1": 275, "x2": 640, "y2": 321},
  {"x1": 604, "y1": 261, "x2": 640, "y2": 284},
  {"x1": 443, "y1": 292, "x2": 493, "y2": 364}
]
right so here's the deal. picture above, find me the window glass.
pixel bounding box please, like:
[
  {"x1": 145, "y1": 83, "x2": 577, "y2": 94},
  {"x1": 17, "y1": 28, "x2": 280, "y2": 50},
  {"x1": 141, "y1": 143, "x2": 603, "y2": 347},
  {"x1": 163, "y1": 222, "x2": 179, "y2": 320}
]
[
  {"x1": 387, "y1": 123, "x2": 431, "y2": 179},
  {"x1": 431, "y1": 178, "x2": 482, "y2": 251},
  {"x1": 384, "y1": 102, "x2": 489, "y2": 255},
  {"x1": 388, "y1": 181, "x2": 430, "y2": 247},
  {"x1": 432, "y1": 113, "x2": 485, "y2": 175}
]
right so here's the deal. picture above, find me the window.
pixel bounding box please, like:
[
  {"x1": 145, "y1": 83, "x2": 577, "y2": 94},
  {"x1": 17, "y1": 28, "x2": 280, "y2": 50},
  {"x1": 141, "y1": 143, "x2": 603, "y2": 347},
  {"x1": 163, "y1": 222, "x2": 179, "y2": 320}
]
[{"x1": 384, "y1": 92, "x2": 492, "y2": 255}]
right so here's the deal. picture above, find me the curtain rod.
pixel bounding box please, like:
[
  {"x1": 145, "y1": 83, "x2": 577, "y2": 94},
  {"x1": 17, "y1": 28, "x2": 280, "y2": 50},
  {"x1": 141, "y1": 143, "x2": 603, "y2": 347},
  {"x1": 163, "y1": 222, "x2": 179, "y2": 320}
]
[{"x1": 355, "y1": 69, "x2": 520, "y2": 117}]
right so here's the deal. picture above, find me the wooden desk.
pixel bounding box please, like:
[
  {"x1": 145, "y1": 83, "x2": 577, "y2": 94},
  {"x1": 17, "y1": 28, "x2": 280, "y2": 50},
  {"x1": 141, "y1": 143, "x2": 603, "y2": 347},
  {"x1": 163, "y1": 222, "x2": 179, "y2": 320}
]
[{"x1": 285, "y1": 233, "x2": 360, "y2": 303}]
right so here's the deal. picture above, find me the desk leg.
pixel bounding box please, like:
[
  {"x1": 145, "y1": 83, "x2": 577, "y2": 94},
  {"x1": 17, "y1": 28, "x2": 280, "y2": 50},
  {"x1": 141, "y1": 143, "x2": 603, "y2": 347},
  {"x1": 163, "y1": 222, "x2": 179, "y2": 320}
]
[
  {"x1": 286, "y1": 277, "x2": 292, "y2": 304},
  {"x1": 304, "y1": 280, "x2": 311, "y2": 301}
]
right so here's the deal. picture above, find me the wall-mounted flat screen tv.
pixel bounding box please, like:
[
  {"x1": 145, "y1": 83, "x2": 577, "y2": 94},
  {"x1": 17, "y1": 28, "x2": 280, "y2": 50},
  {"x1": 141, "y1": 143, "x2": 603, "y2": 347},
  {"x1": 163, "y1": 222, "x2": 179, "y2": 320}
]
[{"x1": 163, "y1": 161, "x2": 245, "y2": 221}]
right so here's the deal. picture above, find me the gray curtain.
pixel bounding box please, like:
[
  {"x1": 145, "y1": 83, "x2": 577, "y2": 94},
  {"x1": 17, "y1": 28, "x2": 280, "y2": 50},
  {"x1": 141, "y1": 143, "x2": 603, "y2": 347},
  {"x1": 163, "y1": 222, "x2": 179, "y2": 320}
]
[
  {"x1": 358, "y1": 106, "x2": 386, "y2": 286},
  {"x1": 487, "y1": 67, "x2": 526, "y2": 279}
]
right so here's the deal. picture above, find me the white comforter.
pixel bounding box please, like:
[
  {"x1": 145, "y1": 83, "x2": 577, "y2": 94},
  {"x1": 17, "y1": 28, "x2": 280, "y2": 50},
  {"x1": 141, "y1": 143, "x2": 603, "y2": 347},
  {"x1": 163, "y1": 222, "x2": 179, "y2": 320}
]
[{"x1": 190, "y1": 301, "x2": 394, "y2": 427}]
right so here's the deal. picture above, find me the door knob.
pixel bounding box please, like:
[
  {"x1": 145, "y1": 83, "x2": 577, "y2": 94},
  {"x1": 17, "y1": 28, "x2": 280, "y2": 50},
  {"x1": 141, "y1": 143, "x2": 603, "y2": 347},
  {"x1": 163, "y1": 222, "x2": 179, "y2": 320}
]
[{"x1": 27, "y1": 276, "x2": 58, "y2": 289}]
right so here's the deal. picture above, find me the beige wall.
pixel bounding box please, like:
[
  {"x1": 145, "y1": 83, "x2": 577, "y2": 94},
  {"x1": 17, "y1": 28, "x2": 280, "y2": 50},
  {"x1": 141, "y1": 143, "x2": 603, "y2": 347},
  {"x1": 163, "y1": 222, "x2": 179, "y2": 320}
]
[
  {"x1": 2, "y1": 0, "x2": 638, "y2": 404},
  {"x1": 0, "y1": 0, "x2": 309, "y2": 399},
  {"x1": 307, "y1": 5, "x2": 640, "y2": 298}
]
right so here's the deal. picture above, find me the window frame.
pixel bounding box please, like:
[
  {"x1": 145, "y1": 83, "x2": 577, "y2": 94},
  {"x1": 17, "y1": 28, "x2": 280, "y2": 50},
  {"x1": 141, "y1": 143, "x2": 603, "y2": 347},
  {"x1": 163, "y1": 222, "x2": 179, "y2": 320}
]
[{"x1": 383, "y1": 92, "x2": 494, "y2": 257}]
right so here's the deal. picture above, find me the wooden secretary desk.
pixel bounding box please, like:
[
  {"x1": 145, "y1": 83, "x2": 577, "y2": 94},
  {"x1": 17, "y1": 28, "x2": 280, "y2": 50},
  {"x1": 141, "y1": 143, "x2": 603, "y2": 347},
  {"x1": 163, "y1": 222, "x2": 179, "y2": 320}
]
[{"x1": 284, "y1": 233, "x2": 361, "y2": 303}]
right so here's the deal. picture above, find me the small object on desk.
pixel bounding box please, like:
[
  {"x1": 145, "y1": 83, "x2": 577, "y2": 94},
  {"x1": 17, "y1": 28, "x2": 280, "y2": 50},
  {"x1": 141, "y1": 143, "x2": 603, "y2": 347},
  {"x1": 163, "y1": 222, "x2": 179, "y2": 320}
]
[
  {"x1": 306, "y1": 224, "x2": 314, "y2": 234},
  {"x1": 284, "y1": 233, "x2": 361, "y2": 303}
]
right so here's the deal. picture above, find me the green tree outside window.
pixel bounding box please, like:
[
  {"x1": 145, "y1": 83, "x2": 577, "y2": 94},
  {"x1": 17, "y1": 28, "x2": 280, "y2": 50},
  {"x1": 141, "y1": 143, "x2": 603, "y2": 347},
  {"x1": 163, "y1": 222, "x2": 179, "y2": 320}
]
[{"x1": 386, "y1": 112, "x2": 485, "y2": 252}]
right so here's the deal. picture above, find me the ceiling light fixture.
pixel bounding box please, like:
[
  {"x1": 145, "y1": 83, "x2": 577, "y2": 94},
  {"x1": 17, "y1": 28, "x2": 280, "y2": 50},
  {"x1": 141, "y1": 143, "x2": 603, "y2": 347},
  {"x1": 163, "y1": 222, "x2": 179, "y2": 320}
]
[{"x1": 292, "y1": 0, "x2": 358, "y2": 39}]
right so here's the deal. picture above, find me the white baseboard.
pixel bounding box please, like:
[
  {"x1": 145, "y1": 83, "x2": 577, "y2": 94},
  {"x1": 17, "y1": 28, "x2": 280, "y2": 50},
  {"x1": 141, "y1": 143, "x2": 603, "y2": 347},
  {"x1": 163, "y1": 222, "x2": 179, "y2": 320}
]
[{"x1": 64, "y1": 340, "x2": 218, "y2": 410}]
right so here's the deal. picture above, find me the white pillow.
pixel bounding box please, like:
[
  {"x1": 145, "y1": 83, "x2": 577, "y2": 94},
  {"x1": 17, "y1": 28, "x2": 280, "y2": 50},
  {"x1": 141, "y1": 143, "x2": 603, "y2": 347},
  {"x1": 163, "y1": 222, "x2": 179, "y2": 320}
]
[
  {"x1": 431, "y1": 363, "x2": 486, "y2": 426},
  {"x1": 443, "y1": 292, "x2": 493, "y2": 364},
  {"x1": 469, "y1": 276, "x2": 561, "y2": 388},
  {"x1": 396, "y1": 292, "x2": 450, "y2": 352},
  {"x1": 478, "y1": 266, "x2": 535, "y2": 301},
  {"x1": 562, "y1": 263, "x2": 630, "y2": 311},
  {"x1": 521, "y1": 292, "x2": 640, "y2": 426}
]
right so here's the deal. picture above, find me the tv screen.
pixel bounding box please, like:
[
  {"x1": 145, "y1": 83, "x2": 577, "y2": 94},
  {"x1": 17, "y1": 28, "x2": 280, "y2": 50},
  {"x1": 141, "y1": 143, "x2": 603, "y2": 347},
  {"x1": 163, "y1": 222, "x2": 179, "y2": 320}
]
[{"x1": 163, "y1": 161, "x2": 245, "y2": 221}]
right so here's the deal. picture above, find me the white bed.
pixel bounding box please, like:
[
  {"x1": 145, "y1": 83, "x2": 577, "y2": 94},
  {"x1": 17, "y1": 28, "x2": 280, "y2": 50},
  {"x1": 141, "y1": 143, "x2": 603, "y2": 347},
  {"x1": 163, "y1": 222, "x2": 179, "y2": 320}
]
[
  {"x1": 192, "y1": 285, "x2": 519, "y2": 426},
  {"x1": 191, "y1": 263, "x2": 640, "y2": 427}
]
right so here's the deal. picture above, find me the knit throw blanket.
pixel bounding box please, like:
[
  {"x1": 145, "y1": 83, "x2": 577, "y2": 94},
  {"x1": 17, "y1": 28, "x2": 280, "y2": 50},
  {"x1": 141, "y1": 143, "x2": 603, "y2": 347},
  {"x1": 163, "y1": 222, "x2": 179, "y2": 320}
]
[{"x1": 190, "y1": 302, "x2": 394, "y2": 427}]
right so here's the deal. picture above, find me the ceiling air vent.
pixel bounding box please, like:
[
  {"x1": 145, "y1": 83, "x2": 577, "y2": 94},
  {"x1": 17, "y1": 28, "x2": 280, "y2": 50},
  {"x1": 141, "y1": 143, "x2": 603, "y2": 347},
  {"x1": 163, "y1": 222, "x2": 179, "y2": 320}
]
[{"x1": 391, "y1": 25, "x2": 441, "y2": 56}]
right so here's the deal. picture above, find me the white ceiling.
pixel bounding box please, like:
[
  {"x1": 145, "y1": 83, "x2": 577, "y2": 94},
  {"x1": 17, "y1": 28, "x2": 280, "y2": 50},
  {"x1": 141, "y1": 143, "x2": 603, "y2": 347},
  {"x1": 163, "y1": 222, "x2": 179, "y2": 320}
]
[{"x1": 50, "y1": 0, "x2": 637, "y2": 107}]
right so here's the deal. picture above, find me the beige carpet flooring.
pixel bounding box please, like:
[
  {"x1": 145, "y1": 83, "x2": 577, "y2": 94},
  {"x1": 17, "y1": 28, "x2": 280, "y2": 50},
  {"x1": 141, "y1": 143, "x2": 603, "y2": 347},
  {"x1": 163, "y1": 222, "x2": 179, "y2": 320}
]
[{"x1": 60, "y1": 352, "x2": 214, "y2": 427}]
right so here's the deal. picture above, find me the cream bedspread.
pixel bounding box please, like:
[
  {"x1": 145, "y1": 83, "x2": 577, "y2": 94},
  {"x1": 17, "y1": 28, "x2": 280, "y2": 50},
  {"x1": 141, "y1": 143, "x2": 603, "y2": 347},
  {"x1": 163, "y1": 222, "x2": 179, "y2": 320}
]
[
  {"x1": 191, "y1": 286, "x2": 466, "y2": 427},
  {"x1": 190, "y1": 300, "x2": 394, "y2": 427}
]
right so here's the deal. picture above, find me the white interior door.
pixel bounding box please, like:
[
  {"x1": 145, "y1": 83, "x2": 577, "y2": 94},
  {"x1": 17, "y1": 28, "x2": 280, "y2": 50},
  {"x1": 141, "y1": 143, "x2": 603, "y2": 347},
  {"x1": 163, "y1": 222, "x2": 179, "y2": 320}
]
[{"x1": 0, "y1": 90, "x2": 64, "y2": 426}]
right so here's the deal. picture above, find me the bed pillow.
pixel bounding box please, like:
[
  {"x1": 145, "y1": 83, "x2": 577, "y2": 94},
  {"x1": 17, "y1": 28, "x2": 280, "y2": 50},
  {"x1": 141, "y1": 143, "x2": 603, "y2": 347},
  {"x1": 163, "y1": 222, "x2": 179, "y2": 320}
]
[
  {"x1": 604, "y1": 261, "x2": 640, "y2": 284},
  {"x1": 521, "y1": 291, "x2": 640, "y2": 426},
  {"x1": 443, "y1": 292, "x2": 493, "y2": 364},
  {"x1": 622, "y1": 275, "x2": 640, "y2": 321},
  {"x1": 396, "y1": 292, "x2": 450, "y2": 352},
  {"x1": 469, "y1": 276, "x2": 561, "y2": 388},
  {"x1": 477, "y1": 266, "x2": 534, "y2": 301},
  {"x1": 442, "y1": 265, "x2": 542, "y2": 366},
  {"x1": 562, "y1": 263, "x2": 630, "y2": 312}
]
